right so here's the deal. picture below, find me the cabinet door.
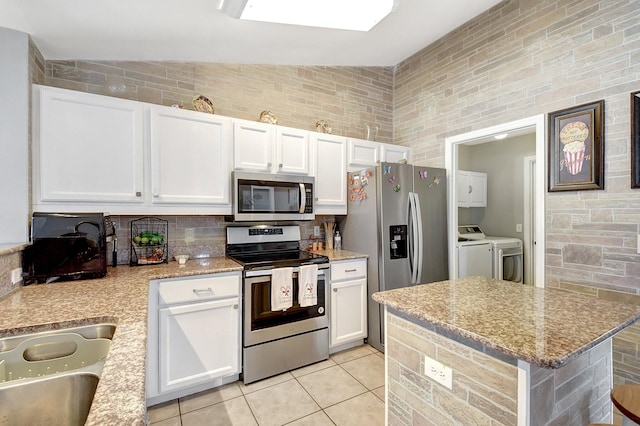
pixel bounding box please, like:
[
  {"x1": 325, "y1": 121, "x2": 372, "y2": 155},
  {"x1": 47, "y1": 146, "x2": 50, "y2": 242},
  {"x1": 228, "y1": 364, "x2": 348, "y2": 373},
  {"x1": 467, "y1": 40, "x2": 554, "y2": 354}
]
[
  {"x1": 312, "y1": 133, "x2": 347, "y2": 215},
  {"x1": 468, "y1": 172, "x2": 487, "y2": 207},
  {"x1": 233, "y1": 119, "x2": 274, "y2": 172},
  {"x1": 380, "y1": 143, "x2": 410, "y2": 164},
  {"x1": 158, "y1": 298, "x2": 240, "y2": 393},
  {"x1": 149, "y1": 106, "x2": 232, "y2": 206},
  {"x1": 348, "y1": 138, "x2": 380, "y2": 168},
  {"x1": 330, "y1": 278, "x2": 367, "y2": 347},
  {"x1": 276, "y1": 126, "x2": 309, "y2": 174},
  {"x1": 34, "y1": 85, "x2": 144, "y2": 203}
]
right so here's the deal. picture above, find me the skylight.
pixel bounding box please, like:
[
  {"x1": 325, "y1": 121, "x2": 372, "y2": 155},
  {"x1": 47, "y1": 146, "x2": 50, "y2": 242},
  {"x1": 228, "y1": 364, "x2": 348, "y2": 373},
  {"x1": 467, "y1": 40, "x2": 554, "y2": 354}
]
[{"x1": 223, "y1": 0, "x2": 396, "y2": 32}]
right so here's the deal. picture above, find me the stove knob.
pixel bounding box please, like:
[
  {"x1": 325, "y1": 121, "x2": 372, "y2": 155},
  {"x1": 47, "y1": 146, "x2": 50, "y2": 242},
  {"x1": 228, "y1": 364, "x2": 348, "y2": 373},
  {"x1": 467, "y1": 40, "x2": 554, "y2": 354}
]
[{"x1": 318, "y1": 307, "x2": 325, "y2": 314}]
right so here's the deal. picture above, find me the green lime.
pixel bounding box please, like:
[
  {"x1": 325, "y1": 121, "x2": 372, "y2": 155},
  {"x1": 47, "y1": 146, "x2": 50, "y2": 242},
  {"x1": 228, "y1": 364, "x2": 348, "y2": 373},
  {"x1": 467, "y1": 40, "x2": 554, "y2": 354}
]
[
  {"x1": 134, "y1": 236, "x2": 142, "y2": 243},
  {"x1": 141, "y1": 237, "x2": 149, "y2": 244}
]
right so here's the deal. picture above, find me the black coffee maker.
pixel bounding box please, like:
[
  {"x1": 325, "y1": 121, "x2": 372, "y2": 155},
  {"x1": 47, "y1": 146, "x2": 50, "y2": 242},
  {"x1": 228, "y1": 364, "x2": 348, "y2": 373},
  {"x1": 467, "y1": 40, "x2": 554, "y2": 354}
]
[{"x1": 23, "y1": 213, "x2": 109, "y2": 283}]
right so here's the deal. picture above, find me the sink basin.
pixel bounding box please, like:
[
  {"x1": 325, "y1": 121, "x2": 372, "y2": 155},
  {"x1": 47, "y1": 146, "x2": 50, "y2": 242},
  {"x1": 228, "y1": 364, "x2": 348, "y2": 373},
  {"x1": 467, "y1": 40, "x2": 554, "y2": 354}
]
[
  {"x1": 0, "y1": 371, "x2": 99, "y2": 425},
  {"x1": 0, "y1": 322, "x2": 115, "y2": 425}
]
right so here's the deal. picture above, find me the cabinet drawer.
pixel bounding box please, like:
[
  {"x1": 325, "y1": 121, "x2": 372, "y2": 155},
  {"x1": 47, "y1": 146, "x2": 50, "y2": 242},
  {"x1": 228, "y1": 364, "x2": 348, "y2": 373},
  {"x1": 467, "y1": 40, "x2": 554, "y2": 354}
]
[
  {"x1": 331, "y1": 260, "x2": 366, "y2": 281},
  {"x1": 158, "y1": 273, "x2": 240, "y2": 305}
]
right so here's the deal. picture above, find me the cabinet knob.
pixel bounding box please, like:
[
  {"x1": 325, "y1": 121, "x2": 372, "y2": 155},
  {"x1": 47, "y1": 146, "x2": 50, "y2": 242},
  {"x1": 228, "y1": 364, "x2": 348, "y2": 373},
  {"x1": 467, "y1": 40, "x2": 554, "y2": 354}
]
[
  {"x1": 279, "y1": 163, "x2": 283, "y2": 168},
  {"x1": 233, "y1": 304, "x2": 239, "y2": 310},
  {"x1": 153, "y1": 193, "x2": 159, "y2": 198},
  {"x1": 333, "y1": 288, "x2": 338, "y2": 292},
  {"x1": 267, "y1": 162, "x2": 272, "y2": 167},
  {"x1": 135, "y1": 191, "x2": 142, "y2": 197}
]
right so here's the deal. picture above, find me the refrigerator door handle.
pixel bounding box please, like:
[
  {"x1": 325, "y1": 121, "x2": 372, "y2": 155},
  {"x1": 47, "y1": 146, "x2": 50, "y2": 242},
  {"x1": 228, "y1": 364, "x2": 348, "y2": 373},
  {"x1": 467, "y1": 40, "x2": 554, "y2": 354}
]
[
  {"x1": 413, "y1": 192, "x2": 424, "y2": 283},
  {"x1": 407, "y1": 193, "x2": 415, "y2": 280},
  {"x1": 408, "y1": 192, "x2": 420, "y2": 284}
]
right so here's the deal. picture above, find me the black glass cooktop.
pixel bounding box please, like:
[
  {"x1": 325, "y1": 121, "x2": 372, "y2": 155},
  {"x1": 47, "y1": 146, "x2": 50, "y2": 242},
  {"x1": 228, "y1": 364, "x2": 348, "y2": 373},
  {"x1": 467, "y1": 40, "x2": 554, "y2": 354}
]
[{"x1": 226, "y1": 242, "x2": 328, "y2": 270}]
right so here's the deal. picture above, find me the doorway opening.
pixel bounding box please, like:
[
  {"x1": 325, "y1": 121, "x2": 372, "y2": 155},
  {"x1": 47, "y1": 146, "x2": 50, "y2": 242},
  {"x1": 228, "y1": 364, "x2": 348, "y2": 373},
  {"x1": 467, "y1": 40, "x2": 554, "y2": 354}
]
[{"x1": 445, "y1": 115, "x2": 546, "y2": 288}]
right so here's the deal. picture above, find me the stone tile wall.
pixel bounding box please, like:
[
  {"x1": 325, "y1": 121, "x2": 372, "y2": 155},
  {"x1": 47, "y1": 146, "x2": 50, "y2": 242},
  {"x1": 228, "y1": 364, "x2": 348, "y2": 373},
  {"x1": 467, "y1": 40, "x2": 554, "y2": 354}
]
[
  {"x1": 529, "y1": 339, "x2": 612, "y2": 425},
  {"x1": 386, "y1": 311, "x2": 518, "y2": 425},
  {"x1": 44, "y1": 61, "x2": 394, "y2": 143}
]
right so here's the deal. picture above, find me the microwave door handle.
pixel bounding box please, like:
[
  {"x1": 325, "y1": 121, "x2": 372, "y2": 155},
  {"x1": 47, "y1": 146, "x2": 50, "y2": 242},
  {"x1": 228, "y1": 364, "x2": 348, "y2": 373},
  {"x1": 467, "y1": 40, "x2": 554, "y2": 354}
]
[{"x1": 299, "y1": 183, "x2": 306, "y2": 213}]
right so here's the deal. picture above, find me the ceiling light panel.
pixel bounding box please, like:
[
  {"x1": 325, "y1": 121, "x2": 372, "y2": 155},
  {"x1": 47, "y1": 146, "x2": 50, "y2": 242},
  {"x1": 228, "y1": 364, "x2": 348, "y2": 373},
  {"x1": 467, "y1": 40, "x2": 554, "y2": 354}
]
[{"x1": 239, "y1": 0, "x2": 395, "y2": 31}]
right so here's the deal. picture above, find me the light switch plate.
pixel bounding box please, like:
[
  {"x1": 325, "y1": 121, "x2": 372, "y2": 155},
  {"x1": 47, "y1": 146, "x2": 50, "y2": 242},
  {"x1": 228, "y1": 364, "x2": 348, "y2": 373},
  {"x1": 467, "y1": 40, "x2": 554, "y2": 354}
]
[
  {"x1": 185, "y1": 228, "x2": 195, "y2": 243},
  {"x1": 516, "y1": 224, "x2": 522, "y2": 233}
]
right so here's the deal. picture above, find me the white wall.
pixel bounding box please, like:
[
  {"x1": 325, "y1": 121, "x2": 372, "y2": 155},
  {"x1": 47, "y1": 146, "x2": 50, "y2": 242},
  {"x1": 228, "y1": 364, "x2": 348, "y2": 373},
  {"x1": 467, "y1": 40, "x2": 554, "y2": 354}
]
[{"x1": 0, "y1": 27, "x2": 29, "y2": 244}]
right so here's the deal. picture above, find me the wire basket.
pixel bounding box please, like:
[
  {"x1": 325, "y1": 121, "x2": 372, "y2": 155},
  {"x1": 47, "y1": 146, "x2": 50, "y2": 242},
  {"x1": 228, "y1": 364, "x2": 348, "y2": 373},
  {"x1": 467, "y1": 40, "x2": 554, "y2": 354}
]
[{"x1": 130, "y1": 217, "x2": 168, "y2": 266}]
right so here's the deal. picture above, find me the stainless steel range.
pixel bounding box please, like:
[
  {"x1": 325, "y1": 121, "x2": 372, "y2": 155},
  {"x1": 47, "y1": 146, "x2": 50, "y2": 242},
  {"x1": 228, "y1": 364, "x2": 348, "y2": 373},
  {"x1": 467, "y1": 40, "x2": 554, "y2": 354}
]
[{"x1": 226, "y1": 225, "x2": 330, "y2": 384}]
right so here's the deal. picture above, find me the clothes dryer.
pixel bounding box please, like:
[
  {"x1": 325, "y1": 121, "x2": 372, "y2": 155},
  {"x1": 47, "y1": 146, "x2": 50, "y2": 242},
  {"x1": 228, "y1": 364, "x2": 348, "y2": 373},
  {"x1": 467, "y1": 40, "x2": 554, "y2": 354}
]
[{"x1": 483, "y1": 236, "x2": 523, "y2": 283}]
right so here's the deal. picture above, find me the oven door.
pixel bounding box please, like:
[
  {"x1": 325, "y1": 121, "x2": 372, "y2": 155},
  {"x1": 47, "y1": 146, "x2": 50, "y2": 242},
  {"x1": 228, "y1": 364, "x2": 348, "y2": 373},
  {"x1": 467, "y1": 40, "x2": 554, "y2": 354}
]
[{"x1": 243, "y1": 267, "x2": 328, "y2": 347}]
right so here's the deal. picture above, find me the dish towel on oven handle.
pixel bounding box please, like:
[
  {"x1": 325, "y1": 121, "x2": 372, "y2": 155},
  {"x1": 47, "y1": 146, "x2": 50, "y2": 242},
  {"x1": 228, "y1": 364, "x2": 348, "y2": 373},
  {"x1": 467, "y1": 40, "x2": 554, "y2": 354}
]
[
  {"x1": 298, "y1": 264, "x2": 318, "y2": 307},
  {"x1": 271, "y1": 267, "x2": 293, "y2": 311}
]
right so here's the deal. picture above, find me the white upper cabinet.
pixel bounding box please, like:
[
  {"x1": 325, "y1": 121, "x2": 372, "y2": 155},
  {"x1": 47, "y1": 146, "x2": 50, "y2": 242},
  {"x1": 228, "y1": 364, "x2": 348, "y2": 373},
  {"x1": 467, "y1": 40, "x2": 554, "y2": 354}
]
[
  {"x1": 33, "y1": 85, "x2": 144, "y2": 206},
  {"x1": 311, "y1": 133, "x2": 347, "y2": 215},
  {"x1": 234, "y1": 119, "x2": 309, "y2": 175},
  {"x1": 275, "y1": 126, "x2": 309, "y2": 174},
  {"x1": 457, "y1": 170, "x2": 487, "y2": 208},
  {"x1": 233, "y1": 119, "x2": 274, "y2": 172},
  {"x1": 380, "y1": 143, "x2": 410, "y2": 164},
  {"x1": 149, "y1": 106, "x2": 232, "y2": 208},
  {"x1": 347, "y1": 138, "x2": 380, "y2": 170}
]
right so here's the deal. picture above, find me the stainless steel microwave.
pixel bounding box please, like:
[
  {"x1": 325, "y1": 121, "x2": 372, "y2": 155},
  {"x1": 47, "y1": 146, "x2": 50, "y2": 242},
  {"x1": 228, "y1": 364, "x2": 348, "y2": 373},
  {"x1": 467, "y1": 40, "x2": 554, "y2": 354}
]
[{"x1": 233, "y1": 171, "x2": 315, "y2": 221}]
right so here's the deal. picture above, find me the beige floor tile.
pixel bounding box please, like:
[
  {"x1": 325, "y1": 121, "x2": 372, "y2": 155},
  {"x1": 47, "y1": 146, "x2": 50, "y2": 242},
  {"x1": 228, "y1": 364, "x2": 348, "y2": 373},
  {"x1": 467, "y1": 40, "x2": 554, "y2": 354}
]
[
  {"x1": 324, "y1": 392, "x2": 385, "y2": 426},
  {"x1": 180, "y1": 382, "x2": 243, "y2": 413},
  {"x1": 296, "y1": 365, "x2": 368, "y2": 409},
  {"x1": 285, "y1": 410, "x2": 335, "y2": 425},
  {"x1": 341, "y1": 353, "x2": 385, "y2": 390},
  {"x1": 290, "y1": 358, "x2": 337, "y2": 378},
  {"x1": 239, "y1": 372, "x2": 294, "y2": 395},
  {"x1": 330, "y1": 345, "x2": 376, "y2": 364},
  {"x1": 244, "y1": 380, "x2": 320, "y2": 426},
  {"x1": 150, "y1": 416, "x2": 182, "y2": 426},
  {"x1": 181, "y1": 396, "x2": 257, "y2": 426},
  {"x1": 372, "y1": 385, "x2": 385, "y2": 402},
  {"x1": 147, "y1": 400, "x2": 180, "y2": 423}
]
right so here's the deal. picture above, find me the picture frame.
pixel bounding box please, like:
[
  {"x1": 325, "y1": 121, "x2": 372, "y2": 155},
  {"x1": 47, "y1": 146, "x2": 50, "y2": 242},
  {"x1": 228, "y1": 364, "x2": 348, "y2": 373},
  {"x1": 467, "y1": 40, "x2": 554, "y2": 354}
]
[
  {"x1": 631, "y1": 90, "x2": 640, "y2": 188},
  {"x1": 548, "y1": 100, "x2": 604, "y2": 192}
]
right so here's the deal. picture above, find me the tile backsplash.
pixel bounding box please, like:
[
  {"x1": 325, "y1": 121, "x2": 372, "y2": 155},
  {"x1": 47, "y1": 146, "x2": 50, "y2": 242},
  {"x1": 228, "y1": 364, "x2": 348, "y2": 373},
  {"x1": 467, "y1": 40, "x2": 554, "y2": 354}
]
[{"x1": 110, "y1": 215, "x2": 338, "y2": 265}]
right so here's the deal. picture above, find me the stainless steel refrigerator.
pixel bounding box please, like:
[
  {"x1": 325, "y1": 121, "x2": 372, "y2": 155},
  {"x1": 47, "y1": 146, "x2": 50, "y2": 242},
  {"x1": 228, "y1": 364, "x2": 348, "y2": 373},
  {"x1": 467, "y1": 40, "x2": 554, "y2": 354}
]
[{"x1": 338, "y1": 163, "x2": 448, "y2": 352}]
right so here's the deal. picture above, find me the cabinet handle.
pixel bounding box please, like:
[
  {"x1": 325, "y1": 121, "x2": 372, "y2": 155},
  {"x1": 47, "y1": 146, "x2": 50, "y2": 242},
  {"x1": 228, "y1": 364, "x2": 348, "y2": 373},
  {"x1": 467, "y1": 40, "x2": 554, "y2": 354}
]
[
  {"x1": 135, "y1": 191, "x2": 142, "y2": 197},
  {"x1": 468, "y1": 185, "x2": 473, "y2": 194},
  {"x1": 192, "y1": 287, "x2": 213, "y2": 296},
  {"x1": 344, "y1": 269, "x2": 357, "y2": 273}
]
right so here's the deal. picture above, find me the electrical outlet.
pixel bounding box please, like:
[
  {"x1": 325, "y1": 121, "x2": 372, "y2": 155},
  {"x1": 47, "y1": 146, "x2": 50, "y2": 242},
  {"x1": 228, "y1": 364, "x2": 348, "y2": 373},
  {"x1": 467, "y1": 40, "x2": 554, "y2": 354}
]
[
  {"x1": 424, "y1": 355, "x2": 453, "y2": 389},
  {"x1": 11, "y1": 268, "x2": 22, "y2": 284},
  {"x1": 516, "y1": 223, "x2": 523, "y2": 233},
  {"x1": 185, "y1": 228, "x2": 195, "y2": 243},
  {"x1": 314, "y1": 226, "x2": 320, "y2": 237}
]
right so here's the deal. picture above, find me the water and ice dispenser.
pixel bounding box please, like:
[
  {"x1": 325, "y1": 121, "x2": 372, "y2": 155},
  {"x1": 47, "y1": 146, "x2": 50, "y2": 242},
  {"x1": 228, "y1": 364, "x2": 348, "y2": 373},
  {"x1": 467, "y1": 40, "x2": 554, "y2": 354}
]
[{"x1": 389, "y1": 225, "x2": 407, "y2": 259}]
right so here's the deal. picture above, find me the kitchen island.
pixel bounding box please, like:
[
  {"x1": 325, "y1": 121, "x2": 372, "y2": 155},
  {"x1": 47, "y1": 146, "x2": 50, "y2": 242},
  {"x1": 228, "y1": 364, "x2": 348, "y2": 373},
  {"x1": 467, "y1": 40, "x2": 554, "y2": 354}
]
[{"x1": 372, "y1": 276, "x2": 640, "y2": 426}]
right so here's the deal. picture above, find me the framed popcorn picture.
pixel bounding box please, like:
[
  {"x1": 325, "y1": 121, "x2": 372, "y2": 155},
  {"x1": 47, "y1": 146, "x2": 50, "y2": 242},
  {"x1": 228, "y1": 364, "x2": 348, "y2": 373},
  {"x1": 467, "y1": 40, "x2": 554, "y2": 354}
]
[{"x1": 548, "y1": 100, "x2": 604, "y2": 192}]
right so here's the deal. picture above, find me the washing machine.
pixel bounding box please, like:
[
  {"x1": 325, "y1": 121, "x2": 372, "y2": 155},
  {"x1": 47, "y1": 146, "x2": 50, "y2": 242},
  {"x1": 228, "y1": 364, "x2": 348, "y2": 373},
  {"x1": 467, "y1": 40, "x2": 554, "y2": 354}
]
[
  {"x1": 483, "y1": 236, "x2": 523, "y2": 283},
  {"x1": 457, "y1": 225, "x2": 492, "y2": 279}
]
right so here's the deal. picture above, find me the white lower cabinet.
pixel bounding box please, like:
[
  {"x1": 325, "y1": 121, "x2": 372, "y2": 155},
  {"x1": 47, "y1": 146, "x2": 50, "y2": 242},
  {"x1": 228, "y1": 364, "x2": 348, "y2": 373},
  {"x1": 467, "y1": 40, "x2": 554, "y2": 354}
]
[
  {"x1": 147, "y1": 272, "x2": 241, "y2": 405},
  {"x1": 330, "y1": 259, "x2": 367, "y2": 350}
]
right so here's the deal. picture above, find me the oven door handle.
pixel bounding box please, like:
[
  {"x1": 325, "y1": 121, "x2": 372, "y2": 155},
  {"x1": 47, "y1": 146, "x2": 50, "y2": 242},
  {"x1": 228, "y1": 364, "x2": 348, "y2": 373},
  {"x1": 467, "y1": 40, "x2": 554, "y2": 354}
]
[{"x1": 245, "y1": 267, "x2": 327, "y2": 278}]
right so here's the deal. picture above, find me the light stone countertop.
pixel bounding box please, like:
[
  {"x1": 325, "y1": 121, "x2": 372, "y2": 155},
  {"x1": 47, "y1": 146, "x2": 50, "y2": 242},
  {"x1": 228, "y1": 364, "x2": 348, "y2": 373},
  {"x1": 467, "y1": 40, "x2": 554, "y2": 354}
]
[
  {"x1": 372, "y1": 276, "x2": 640, "y2": 368},
  {"x1": 0, "y1": 257, "x2": 243, "y2": 426}
]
